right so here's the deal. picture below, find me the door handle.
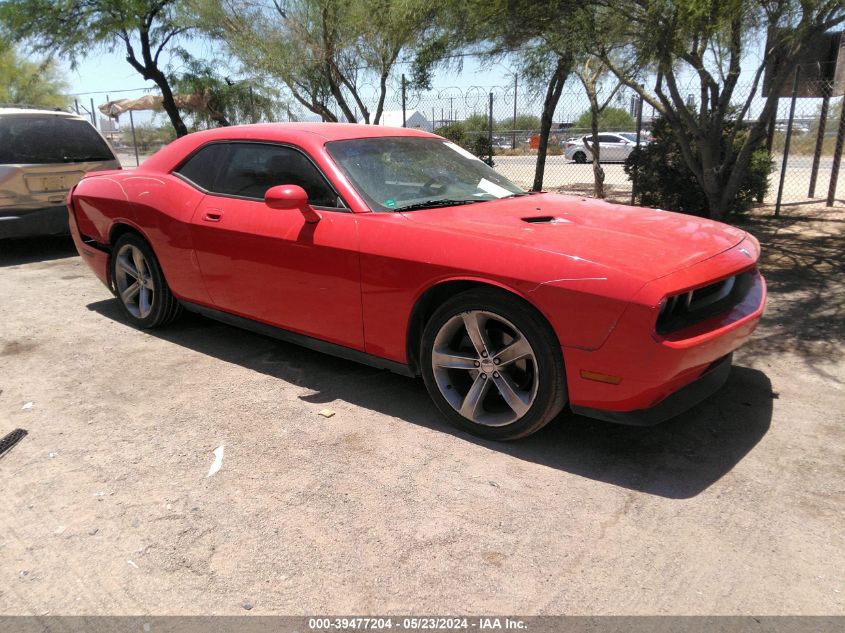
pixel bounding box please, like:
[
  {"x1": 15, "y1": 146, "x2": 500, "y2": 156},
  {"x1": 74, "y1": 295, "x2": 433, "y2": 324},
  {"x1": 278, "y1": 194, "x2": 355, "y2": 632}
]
[{"x1": 203, "y1": 209, "x2": 223, "y2": 222}]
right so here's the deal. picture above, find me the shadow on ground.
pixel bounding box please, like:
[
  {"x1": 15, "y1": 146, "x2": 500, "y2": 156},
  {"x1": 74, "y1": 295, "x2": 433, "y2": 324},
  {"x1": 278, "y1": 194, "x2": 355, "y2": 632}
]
[
  {"x1": 88, "y1": 299, "x2": 774, "y2": 499},
  {"x1": 0, "y1": 235, "x2": 77, "y2": 268},
  {"x1": 734, "y1": 209, "x2": 845, "y2": 375}
]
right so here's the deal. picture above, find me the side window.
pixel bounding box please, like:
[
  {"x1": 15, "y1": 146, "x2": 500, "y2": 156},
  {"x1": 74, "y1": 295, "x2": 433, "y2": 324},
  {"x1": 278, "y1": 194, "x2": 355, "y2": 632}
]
[
  {"x1": 597, "y1": 134, "x2": 620, "y2": 144},
  {"x1": 213, "y1": 143, "x2": 341, "y2": 208},
  {"x1": 175, "y1": 144, "x2": 228, "y2": 190}
]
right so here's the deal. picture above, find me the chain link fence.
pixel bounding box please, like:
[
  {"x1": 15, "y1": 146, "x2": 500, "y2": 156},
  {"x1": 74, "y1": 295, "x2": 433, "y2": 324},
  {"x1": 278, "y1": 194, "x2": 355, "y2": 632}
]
[{"x1": 80, "y1": 76, "x2": 845, "y2": 209}]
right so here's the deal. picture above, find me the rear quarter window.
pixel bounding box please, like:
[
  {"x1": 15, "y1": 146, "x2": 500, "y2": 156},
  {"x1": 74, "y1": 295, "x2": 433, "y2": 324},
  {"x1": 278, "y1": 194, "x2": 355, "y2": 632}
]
[
  {"x1": 0, "y1": 115, "x2": 116, "y2": 164},
  {"x1": 174, "y1": 143, "x2": 228, "y2": 191}
]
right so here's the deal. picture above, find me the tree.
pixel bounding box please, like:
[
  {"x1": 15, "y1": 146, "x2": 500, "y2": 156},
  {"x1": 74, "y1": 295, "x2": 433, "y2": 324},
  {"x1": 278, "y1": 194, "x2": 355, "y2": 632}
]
[
  {"x1": 193, "y1": 0, "x2": 432, "y2": 124},
  {"x1": 599, "y1": 0, "x2": 845, "y2": 219},
  {"x1": 574, "y1": 56, "x2": 624, "y2": 198},
  {"x1": 0, "y1": 42, "x2": 68, "y2": 108},
  {"x1": 496, "y1": 114, "x2": 541, "y2": 132},
  {"x1": 169, "y1": 55, "x2": 284, "y2": 127},
  {"x1": 411, "y1": 0, "x2": 586, "y2": 191},
  {"x1": 572, "y1": 107, "x2": 634, "y2": 132},
  {"x1": 0, "y1": 0, "x2": 194, "y2": 136},
  {"x1": 624, "y1": 116, "x2": 772, "y2": 216}
]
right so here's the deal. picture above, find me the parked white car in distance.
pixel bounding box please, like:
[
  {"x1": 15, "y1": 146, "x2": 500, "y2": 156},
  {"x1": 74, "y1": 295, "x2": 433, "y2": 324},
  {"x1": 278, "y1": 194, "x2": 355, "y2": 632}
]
[{"x1": 563, "y1": 132, "x2": 646, "y2": 163}]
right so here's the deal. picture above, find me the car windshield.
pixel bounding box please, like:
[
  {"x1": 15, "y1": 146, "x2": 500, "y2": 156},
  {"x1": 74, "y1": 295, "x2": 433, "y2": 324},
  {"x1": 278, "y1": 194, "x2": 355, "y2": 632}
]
[
  {"x1": 0, "y1": 115, "x2": 115, "y2": 164},
  {"x1": 325, "y1": 136, "x2": 525, "y2": 211}
]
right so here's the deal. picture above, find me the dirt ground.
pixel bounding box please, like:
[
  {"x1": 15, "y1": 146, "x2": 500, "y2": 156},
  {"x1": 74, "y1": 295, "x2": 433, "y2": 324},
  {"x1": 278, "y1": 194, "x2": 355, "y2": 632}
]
[{"x1": 0, "y1": 202, "x2": 843, "y2": 615}]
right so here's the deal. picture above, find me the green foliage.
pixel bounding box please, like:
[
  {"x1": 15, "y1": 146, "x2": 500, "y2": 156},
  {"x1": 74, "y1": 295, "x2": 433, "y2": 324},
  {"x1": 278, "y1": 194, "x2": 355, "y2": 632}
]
[
  {"x1": 0, "y1": 43, "x2": 67, "y2": 108},
  {"x1": 573, "y1": 106, "x2": 634, "y2": 132},
  {"x1": 435, "y1": 123, "x2": 469, "y2": 147},
  {"x1": 434, "y1": 123, "x2": 493, "y2": 164},
  {"x1": 496, "y1": 114, "x2": 541, "y2": 132},
  {"x1": 463, "y1": 112, "x2": 489, "y2": 131},
  {"x1": 122, "y1": 121, "x2": 177, "y2": 153},
  {"x1": 193, "y1": 0, "x2": 433, "y2": 123},
  {"x1": 624, "y1": 117, "x2": 773, "y2": 217},
  {"x1": 169, "y1": 54, "x2": 283, "y2": 127},
  {"x1": 0, "y1": 0, "x2": 194, "y2": 135}
]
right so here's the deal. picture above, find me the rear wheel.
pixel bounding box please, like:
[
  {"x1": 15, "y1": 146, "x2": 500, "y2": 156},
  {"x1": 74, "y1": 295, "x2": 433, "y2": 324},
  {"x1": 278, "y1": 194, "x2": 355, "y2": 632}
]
[
  {"x1": 420, "y1": 289, "x2": 567, "y2": 440},
  {"x1": 573, "y1": 150, "x2": 587, "y2": 164},
  {"x1": 110, "y1": 232, "x2": 181, "y2": 328}
]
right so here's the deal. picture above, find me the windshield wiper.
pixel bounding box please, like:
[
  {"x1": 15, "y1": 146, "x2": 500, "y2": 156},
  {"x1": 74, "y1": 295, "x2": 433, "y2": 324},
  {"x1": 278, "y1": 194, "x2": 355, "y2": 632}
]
[{"x1": 395, "y1": 198, "x2": 484, "y2": 212}]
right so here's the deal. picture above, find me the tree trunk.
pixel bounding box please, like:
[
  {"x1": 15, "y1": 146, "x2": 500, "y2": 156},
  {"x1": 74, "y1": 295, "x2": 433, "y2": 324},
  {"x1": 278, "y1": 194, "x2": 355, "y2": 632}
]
[
  {"x1": 152, "y1": 69, "x2": 189, "y2": 137},
  {"x1": 532, "y1": 55, "x2": 570, "y2": 192},
  {"x1": 588, "y1": 102, "x2": 605, "y2": 198}
]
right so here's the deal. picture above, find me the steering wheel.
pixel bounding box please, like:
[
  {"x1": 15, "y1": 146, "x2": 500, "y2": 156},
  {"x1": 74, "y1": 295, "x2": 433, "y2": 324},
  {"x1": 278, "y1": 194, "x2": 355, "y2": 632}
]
[{"x1": 418, "y1": 177, "x2": 445, "y2": 197}]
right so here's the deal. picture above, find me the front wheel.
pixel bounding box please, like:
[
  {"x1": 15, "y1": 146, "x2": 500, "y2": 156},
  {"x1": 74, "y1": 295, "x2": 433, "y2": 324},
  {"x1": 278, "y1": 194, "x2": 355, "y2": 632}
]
[
  {"x1": 420, "y1": 289, "x2": 567, "y2": 440},
  {"x1": 110, "y1": 232, "x2": 182, "y2": 328}
]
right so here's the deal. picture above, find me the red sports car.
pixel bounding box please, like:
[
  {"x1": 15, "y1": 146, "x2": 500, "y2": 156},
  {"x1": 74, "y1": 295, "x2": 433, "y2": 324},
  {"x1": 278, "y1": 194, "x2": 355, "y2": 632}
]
[{"x1": 68, "y1": 124, "x2": 765, "y2": 440}]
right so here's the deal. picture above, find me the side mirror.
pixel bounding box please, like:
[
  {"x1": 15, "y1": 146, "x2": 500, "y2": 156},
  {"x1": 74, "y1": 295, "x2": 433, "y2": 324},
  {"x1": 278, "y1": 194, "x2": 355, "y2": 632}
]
[{"x1": 265, "y1": 184, "x2": 321, "y2": 223}]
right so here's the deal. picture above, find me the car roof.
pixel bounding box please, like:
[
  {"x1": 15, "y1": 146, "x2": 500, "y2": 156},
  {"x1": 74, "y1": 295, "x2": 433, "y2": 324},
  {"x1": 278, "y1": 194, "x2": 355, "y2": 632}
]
[
  {"x1": 187, "y1": 122, "x2": 438, "y2": 142},
  {"x1": 141, "y1": 122, "x2": 442, "y2": 173},
  {"x1": 0, "y1": 107, "x2": 86, "y2": 119}
]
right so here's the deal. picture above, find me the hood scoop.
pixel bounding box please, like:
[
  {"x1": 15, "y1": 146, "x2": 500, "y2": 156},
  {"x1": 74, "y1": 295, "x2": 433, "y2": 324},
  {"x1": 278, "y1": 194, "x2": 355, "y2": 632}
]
[{"x1": 522, "y1": 215, "x2": 568, "y2": 224}]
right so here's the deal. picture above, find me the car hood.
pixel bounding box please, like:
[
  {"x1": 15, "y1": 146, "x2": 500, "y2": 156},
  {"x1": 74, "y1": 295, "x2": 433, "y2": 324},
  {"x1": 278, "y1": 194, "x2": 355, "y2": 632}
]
[{"x1": 400, "y1": 193, "x2": 747, "y2": 282}]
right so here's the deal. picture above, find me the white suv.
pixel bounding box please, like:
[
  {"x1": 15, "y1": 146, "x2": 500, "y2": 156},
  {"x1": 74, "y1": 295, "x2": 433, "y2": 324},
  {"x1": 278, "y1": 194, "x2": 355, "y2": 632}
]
[{"x1": 0, "y1": 107, "x2": 121, "y2": 239}]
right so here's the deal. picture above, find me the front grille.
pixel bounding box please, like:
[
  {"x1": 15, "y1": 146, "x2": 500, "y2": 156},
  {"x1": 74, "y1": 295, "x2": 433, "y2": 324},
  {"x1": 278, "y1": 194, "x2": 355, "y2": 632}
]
[{"x1": 656, "y1": 269, "x2": 756, "y2": 334}]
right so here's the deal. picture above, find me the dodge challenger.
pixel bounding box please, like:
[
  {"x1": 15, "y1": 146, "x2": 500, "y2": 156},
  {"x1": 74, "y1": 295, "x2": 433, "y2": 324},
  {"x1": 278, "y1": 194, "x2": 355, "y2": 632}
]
[{"x1": 67, "y1": 123, "x2": 766, "y2": 440}]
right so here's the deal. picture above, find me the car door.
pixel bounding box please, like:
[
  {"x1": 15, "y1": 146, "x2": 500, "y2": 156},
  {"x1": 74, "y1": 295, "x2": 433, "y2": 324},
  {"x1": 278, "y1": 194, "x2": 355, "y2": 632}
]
[
  {"x1": 596, "y1": 134, "x2": 624, "y2": 161},
  {"x1": 182, "y1": 141, "x2": 365, "y2": 351}
]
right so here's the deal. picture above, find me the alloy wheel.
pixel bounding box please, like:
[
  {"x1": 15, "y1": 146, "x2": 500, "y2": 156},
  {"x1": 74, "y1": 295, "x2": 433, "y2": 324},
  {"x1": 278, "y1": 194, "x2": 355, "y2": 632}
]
[
  {"x1": 431, "y1": 310, "x2": 539, "y2": 427},
  {"x1": 114, "y1": 243, "x2": 155, "y2": 319}
]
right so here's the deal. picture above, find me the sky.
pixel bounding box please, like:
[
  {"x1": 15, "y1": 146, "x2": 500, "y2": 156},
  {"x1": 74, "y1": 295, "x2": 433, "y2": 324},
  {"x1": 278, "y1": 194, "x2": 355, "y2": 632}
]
[
  {"x1": 61, "y1": 38, "x2": 524, "y2": 128},
  {"x1": 56, "y1": 32, "x2": 812, "y2": 132}
]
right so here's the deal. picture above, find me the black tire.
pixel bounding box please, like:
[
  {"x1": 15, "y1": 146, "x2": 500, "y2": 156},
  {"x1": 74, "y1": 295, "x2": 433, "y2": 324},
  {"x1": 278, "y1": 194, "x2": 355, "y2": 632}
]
[
  {"x1": 420, "y1": 288, "x2": 567, "y2": 441},
  {"x1": 110, "y1": 232, "x2": 182, "y2": 329},
  {"x1": 573, "y1": 151, "x2": 587, "y2": 164}
]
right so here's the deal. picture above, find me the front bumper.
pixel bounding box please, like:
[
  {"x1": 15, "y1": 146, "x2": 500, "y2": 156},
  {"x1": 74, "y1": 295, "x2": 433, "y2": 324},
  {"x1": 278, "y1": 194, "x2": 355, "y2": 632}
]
[
  {"x1": 571, "y1": 353, "x2": 733, "y2": 425},
  {"x1": 564, "y1": 238, "x2": 766, "y2": 425},
  {"x1": 0, "y1": 205, "x2": 69, "y2": 239}
]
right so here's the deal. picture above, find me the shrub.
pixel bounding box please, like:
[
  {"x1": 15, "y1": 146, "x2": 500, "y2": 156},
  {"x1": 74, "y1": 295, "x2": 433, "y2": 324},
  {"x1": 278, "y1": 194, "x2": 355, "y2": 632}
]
[
  {"x1": 573, "y1": 107, "x2": 635, "y2": 132},
  {"x1": 435, "y1": 123, "x2": 494, "y2": 165},
  {"x1": 624, "y1": 117, "x2": 773, "y2": 217}
]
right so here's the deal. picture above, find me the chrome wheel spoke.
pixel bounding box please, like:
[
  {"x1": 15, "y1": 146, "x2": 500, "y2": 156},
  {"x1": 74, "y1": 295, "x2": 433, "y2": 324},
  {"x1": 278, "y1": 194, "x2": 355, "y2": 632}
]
[
  {"x1": 120, "y1": 280, "x2": 140, "y2": 304},
  {"x1": 491, "y1": 372, "x2": 531, "y2": 417},
  {"x1": 462, "y1": 311, "x2": 491, "y2": 356},
  {"x1": 493, "y1": 336, "x2": 532, "y2": 366},
  {"x1": 138, "y1": 287, "x2": 152, "y2": 317},
  {"x1": 432, "y1": 349, "x2": 478, "y2": 370},
  {"x1": 431, "y1": 309, "x2": 540, "y2": 427},
  {"x1": 131, "y1": 247, "x2": 146, "y2": 279},
  {"x1": 459, "y1": 374, "x2": 491, "y2": 419},
  {"x1": 116, "y1": 253, "x2": 139, "y2": 279}
]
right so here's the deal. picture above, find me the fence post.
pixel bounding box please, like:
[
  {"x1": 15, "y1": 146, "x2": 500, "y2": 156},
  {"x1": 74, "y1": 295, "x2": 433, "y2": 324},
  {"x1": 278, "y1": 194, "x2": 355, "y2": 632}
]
[
  {"x1": 129, "y1": 110, "x2": 140, "y2": 167},
  {"x1": 74, "y1": 99, "x2": 80, "y2": 115},
  {"x1": 89, "y1": 98, "x2": 97, "y2": 128},
  {"x1": 249, "y1": 85, "x2": 256, "y2": 124},
  {"x1": 808, "y1": 87, "x2": 831, "y2": 198},
  {"x1": 775, "y1": 65, "x2": 800, "y2": 218},
  {"x1": 401, "y1": 74, "x2": 407, "y2": 128},
  {"x1": 827, "y1": 88, "x2": 845, "y2": 207},
  {"x1": 512, "y1": 74, "x2": 518, "y2": 150},
  {"x1": 631, "y1": 96, "x2": 644, "y2": 205},
  {"x1": 487, "y1": 92, "x2": 494, "y2": 166}
]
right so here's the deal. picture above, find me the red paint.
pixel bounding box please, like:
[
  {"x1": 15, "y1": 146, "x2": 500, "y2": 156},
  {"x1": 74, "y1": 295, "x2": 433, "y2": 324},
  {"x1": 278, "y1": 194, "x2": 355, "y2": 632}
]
[{"x1": 69, "y1": 123, "x2": 766, "y2": 416}]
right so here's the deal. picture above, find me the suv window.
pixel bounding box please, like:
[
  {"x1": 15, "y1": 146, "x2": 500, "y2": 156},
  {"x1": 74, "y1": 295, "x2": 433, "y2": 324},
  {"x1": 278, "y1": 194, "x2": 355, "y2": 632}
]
[
  {"x1": 212, "y1": 143, "x2": 341, "y2": 208},
  {"x1": 0, "y1": 115, "x2": 115, "y2": 164},
  {"x1": 175, "y1": 144, "x2": 228, "y2": 191}
]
